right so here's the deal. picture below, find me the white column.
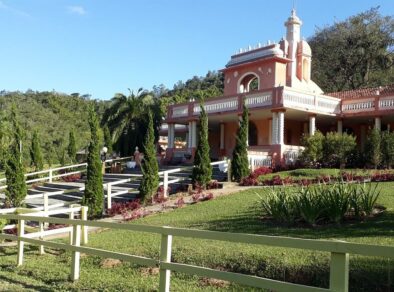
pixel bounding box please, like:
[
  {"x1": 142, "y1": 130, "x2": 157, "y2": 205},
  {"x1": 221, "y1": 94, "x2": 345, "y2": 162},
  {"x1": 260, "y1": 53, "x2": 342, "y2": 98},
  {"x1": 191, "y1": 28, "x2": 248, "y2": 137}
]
[
  {"x1": 220, "y1": 123, "x2": 225, "y2": 150},
  {"x1": 191, "y1": 121, "x2": 197, "y2": 148},
  {"x1": 271, "y1": 112, "x2": 278, "y2": 144},
  {"x1": 168, "y1": 124, "x2": 175, "y2": 148},
  {"x1": 309, "y1": 115, "x2": 316, "y2": 136},
  {"x1": 337, "y1": 120, "x2": 343, "y2": 135},
  {"x1": 375, "y1": 117, "x2": 381, "y2": 131},
  {"x1": 277, "y1": 111, "x2": 285, "y2": 145}
]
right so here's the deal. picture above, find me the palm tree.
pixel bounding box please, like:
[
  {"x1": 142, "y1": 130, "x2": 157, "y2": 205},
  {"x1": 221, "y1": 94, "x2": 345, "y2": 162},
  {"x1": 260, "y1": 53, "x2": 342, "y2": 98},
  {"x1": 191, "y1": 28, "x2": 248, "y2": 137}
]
[{"x1": 102, "y1": 88, "x2": 162, "y2": 156}]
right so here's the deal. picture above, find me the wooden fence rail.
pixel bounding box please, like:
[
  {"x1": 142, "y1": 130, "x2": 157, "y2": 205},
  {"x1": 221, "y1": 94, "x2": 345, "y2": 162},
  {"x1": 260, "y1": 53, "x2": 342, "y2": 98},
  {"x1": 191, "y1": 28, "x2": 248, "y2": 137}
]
[{"x1": 0, "y1": 213, "x2": 393, "y2": 292}]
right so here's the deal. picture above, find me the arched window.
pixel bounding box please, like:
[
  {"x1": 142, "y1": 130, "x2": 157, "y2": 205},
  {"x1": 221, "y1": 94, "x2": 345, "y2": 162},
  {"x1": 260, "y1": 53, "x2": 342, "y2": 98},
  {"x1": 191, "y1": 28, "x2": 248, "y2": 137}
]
[
  {"x1": 238, "y1": 73, "x2": 259, "y2": 93},
  {"x1": 248, "y1": 121, "x2": 258, "y2": 146}
]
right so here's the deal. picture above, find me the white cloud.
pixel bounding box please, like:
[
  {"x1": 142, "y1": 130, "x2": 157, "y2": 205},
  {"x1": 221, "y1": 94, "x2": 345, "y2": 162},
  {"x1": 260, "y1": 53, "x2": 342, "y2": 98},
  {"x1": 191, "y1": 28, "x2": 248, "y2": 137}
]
[
  {"x1": 67, "y1": 5, "x2": 86, "y2": 15},
  {"x1": 0, "y1": 0, "x2": 31, "y2": 17}
]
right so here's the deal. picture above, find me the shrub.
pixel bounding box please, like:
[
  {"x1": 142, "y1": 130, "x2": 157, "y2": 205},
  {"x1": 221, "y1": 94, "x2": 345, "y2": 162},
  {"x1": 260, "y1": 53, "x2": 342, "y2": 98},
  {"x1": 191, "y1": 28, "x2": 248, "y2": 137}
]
[
  {"x1": 175, "y1": 197, "x2": 185, "y2": 208},
  {"x1": 381, "y1": 130, "x2": 394, "y2": 168},
  {"x1": 323, "y1": 132, "x2": 356, "y2": 168},
  {"x1": 192, "y1": 104, "x2": 212, "y2": 188},
  {"x1": 107, "y1": 200, "x2": 141, "y2": 217},
  {"x1": 152, "y1": 186, "x2": 170, "y2": 204},
  {"x1": 62, "y1": 173, "x2": 82, "y2": 182},
  {"x1": 259, "y1": 183, "x2": 382, "y2": 226},
  {"x1": 300, "y1": 131, "x2": 324, "y2": 166},
  {"x1": 260, "y1": 188, "x2": 297, "y2": 225},
  {"x1": 231, "y1": 101, "x2": 250, "y2": 182},
  {"x1": 365, "y1": 128, "x2": 382, "y2": 169}
]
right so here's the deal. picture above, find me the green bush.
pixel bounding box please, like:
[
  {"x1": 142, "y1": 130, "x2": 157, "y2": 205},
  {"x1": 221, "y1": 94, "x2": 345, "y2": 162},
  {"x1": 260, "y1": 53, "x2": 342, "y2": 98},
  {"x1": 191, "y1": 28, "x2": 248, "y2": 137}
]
[
  {"x1": 323, "y1": 132, "x2": 356, "y2": 168},
  {"x1": 365, "y1": 128, "x2": 381, "y2": 169},
  {"x1": 381, "y1": 130, "x2": 394, "y2": 168},
  {"x1": 259, "y1": 183, "x2": 381, "y2": 226},
  {"x1": 300, "y1": 131, "x2": 324, "y2": 166}
]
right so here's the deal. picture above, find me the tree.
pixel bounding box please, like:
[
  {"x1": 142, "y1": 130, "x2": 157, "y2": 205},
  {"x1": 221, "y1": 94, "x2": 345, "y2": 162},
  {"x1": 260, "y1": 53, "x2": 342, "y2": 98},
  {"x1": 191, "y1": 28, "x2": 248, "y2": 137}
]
[
  {"x1": 138, "y1": 110, "x2": 159, "y2": 203},
  {"x1": 323, "y1": 132, "x2": 356, "y2": 168},
  {"x1": 309, "y1": 7, "x2": 394, "y2": 92},
  {"x1": 67, "y1": 130, "x2": 77, "y2": 163},
  {"x1": 82, "y1": 107, "x2": 104, "y2": 218},
  {"x1": 102, "y1": 88, "x2": 162, "y2": 156},
  {"x1": 103, "y1": 125, "x2": 113, "y2": 154},
  {"x1": 191, "y1": 105, "x2": 212, "y2": 188},
  {"x1": 231, "y1": 102, "x2": 250, "y2": 181},
  {"x1": 381, "y1": 130, "x2": 394, "y2": 168},
  {"x1": 5, "y1": 106, "x2": 27, "y2": 207},
  {"x1": 365, "y1": 128, "x2": 382, "y2": 169},
  {"x1": 300, "y1": 131, "x2": 324, "y2": 166},
  {"x1": 30, "y1": 130, "x2": 44, "y2": 171}
]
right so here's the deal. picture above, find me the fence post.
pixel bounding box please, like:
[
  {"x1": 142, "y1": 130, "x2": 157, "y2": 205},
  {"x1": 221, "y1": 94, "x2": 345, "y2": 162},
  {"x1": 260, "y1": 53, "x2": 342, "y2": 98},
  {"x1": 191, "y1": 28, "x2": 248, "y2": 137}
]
[
  {"x1": 43, "y1": 193, "x2": 49, "y2": 229},
  {"x1": 17, "y1": 219, "x2": 25, "y2": 266},
  {"x1": 69, "y1": 205, "x2": 76, "y2": 245},
  {"x1": 163, "y1": 172, "x2": 169, "y2": 198},
  {"x1": 329, "y1": 252, "x2": 349, "y2": 292},
  {"x1": 70, "y1": 224, "x2": 81, "y2": 281},
  {"x1": 107, "y1": 184, "x2": 112, "y2": 210},
  {"x1": 159, "y1": 228, "x2": 172, "y2": 292},
  {"x1": 49, "y1": 169, "x2": 53, "y2": 183},
  {"x1": 81, "y1": 206, "x2": 88, "y2": 245},
  {"x1": 39, "y1": 221, "x2": 45, "y2": 255},
  {"x1": 227, "y1": 159, "x2": 231, "y2": 182}
]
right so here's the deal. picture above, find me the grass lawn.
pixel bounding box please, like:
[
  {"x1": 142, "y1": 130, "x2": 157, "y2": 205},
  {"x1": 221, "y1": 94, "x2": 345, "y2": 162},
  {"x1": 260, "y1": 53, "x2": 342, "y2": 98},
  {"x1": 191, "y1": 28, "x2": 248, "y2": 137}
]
[
  {"x1": 258, "y1": 168, "x2": 394, "y2": 180},
  {"x1": 0, "y1": 182, "x2": 393, "y2": 291}
]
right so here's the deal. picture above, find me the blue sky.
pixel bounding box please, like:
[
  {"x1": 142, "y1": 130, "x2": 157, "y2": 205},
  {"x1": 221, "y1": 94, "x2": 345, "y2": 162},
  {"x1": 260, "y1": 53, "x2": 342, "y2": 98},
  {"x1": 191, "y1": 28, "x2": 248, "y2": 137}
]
[{"x1": 0, "y1": 1, "x2": 393, "y2": 100}]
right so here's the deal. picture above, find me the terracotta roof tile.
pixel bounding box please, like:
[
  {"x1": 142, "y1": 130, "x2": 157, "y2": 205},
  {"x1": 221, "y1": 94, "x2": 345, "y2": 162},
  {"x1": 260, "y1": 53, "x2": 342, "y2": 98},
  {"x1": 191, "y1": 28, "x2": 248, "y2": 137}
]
[{"x1": 327, "y1": 84, "x2": 394, "y2": 100}]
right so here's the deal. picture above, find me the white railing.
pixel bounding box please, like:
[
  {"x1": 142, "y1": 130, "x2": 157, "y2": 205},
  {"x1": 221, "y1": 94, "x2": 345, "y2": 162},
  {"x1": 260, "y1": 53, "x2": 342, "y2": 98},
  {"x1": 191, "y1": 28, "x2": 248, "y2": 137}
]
[
  {"x1": 283, "y1": 145, "x2": 304, "y2": 165},
  {"x1": 342, "y1": 100, "x2": 374, "y2": 112},
  {"x1": 379, "y1": 96, "x2": 394, "y2": 110},
  {"x1": 104, "y1": 174, "x2": 142, "y2": 209},
  {"x1": 248, "y1": 155, "x2": 272, "y2": 171},
  {"x1": 1, "y1": 205, "x2": 88, "y2": 256},
  {"x1": 0, "y1": 156, "x2": 133, "y2": 191},
  {"x1": 160, "y1": 160, "x2": 230, "y2": 196},
  {"x1": 3, "y1": 212, "x2": 386, "y2": 290},
  {"x1": 171, "y1": 105, "x2": 189, "y2": 118},
  {"x1": 245, "y1": 92, "x2": 272, "y2": 108},
  {"x1": 283, "y1": 88, "x2": 341, "y2": 115},
  {"x1": 193, "y1": 97, "x2": 238, "y2": 115}
]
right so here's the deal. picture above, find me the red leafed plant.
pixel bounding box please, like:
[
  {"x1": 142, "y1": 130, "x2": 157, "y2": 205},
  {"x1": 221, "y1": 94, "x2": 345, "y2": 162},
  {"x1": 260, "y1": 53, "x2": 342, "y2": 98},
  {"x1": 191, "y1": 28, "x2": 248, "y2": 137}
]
[
  {"x1": 175, "y1": 197, "x2": 185, "y2": 208},
  {"x1": 62, "y1": 173, "x2": 82, "y2": 182},
  {"x1": 107, "y1": 199, "x2": 141, "y2": 217},
  {"x1": 153, "y1": 186, "x2": 170, "y2": 203}
]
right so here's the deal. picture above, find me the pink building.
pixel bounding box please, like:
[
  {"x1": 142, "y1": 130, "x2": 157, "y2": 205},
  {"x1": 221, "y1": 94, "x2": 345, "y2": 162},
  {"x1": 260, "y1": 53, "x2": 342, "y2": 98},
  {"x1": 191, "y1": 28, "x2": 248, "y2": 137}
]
[{"x1": 164, "y1": 10, "x2": 394, "y2": 166}]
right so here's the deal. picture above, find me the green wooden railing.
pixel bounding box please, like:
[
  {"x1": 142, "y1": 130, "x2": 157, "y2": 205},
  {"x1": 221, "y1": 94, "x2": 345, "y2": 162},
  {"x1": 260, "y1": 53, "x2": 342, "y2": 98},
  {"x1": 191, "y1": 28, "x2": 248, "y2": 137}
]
[{"x1": 0, "y1": 213, "x2": 393, "y2": 292}]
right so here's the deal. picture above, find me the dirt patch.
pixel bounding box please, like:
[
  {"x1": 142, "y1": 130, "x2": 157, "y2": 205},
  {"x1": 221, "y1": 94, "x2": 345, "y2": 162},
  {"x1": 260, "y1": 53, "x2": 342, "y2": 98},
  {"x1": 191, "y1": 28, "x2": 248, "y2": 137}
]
[
  {"x1": 140, "y1": 267, "x2": 160, "y2": 276},
  {"x1": 100, "y1": 258, "x2": 122, "y2": 268},
  {"x1": 199, "y1": 277, "x2": 230, "y2": 288}
]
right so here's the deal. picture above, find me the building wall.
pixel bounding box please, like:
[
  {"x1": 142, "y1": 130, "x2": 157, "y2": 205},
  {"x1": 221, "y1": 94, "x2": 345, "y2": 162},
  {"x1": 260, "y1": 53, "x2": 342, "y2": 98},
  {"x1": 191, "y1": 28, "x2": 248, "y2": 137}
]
[
  {"x1": 223, "y1": 60, "x2": 280, "y2": 96},
  {"x1": 252, "y1": 119, "x2": 270, "y2": 145},
  {"x1": 284, "y1": 119, "x2": 303, "y2": 145},
  {"x1": 208, "y1": 130, "x2": 220, "y2": 160},
  {"x1": 224, "y1": 121, "x2": 238, "y2": 157}
]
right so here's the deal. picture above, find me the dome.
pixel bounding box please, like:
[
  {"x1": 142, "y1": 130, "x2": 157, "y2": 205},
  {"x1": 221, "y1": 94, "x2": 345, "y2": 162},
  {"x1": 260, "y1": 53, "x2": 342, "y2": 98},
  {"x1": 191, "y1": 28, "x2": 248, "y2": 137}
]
[{"x1": 297, "y1": 40, "x2": 312, "y2": 56}]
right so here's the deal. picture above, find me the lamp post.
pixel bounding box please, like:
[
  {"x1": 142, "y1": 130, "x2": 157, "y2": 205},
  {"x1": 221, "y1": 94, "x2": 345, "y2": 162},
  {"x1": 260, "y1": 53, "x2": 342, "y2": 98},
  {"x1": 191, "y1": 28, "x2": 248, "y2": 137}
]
[{"x1": 101, "y1": 147, "x2": 108, "y2": 174}]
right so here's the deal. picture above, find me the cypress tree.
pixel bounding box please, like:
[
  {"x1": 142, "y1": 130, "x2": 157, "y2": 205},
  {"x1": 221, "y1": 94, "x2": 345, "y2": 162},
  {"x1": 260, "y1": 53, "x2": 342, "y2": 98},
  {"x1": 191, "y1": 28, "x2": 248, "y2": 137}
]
[
  {"x1": 82, "y1": 107, "x2": 104, "y2": 218},
  {"x1": 139, "y1": 110, "x2": 159, "y2": 203},
  {"x1": 103, "y1": 125, "x2": 113, "y2": 154},
  {"x1": 191, "y1": 105, "x2": 212, "y2": 188},
  {"x1": 30, "y1": 130, "x2": 44, "y2": 171},
  {"x1": 231, "y1": 101, "x2": 250, "y2": 181},
  {"x1": 5, "y1": 106, "x2": 27, "y2": 207},
  {"x1": 68, "y1": 130, "x2": 77, "y2": 163}
]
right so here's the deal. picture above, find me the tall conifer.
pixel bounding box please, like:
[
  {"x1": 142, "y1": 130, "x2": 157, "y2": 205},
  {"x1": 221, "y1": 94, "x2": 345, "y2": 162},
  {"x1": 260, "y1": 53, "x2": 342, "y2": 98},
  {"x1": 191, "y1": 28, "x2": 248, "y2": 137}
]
[
  {"x1": 192, "y1": 105, "x2": 212, "y2": 188},
  {"x1": 139, "y1": 110, "x2": 159, "y2": 203},
  {"x1": 103, "y1": 125, "x2": 113, "y2": 154},
  {"x1": 5, "y1": 105, "x2": 27, "y2": 207},
  {"x1": 82, "y1": 107, "x2": 104, "y2": 218},
  {"x1": 68, "y1": 130, "x2": 77, "y2": 163},
  {"x1": 231, "y1": 102, "x2": 250, "y2": 181},
  {"x1": 30, "y1": 131, "x2": 44, "y2": 171}
]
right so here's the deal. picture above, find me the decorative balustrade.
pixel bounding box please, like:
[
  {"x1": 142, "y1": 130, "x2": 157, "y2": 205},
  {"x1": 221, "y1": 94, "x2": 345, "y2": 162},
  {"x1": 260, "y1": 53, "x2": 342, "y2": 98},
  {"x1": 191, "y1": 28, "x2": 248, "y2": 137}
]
[
  {"x1": 341, "y1": 100, "x2": 374, "y2": 112},
  {"x1": 283, "y1": 88, "x2": 341, "y2": 115},
  {"x1": 193, "y1": 97, "x2": 238, "y2": 115},
  {"x1": 245, "y1": 92, "x2": 272, "y2": 108},
  {"x1": 379, "y1": 97, "x2": 394, "y2": 110}
]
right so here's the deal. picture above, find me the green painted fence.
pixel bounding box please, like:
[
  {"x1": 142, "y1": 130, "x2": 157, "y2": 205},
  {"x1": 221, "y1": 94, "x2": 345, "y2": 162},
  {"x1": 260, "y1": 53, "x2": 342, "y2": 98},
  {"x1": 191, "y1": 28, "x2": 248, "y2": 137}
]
[{"x1": 0, "y1": 213, "x2": 393, "y2": 292}]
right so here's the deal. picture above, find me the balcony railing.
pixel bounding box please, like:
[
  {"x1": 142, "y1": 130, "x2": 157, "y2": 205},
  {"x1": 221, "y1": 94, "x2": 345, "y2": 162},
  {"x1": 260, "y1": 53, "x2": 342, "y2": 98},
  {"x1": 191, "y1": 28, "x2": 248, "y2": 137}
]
[
  {"x1": 341, "y1": 95, "x2": 394, "y2": 114},
  {"x1": 282, "y1": 88, "x2": 341, "y2": 115}
]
